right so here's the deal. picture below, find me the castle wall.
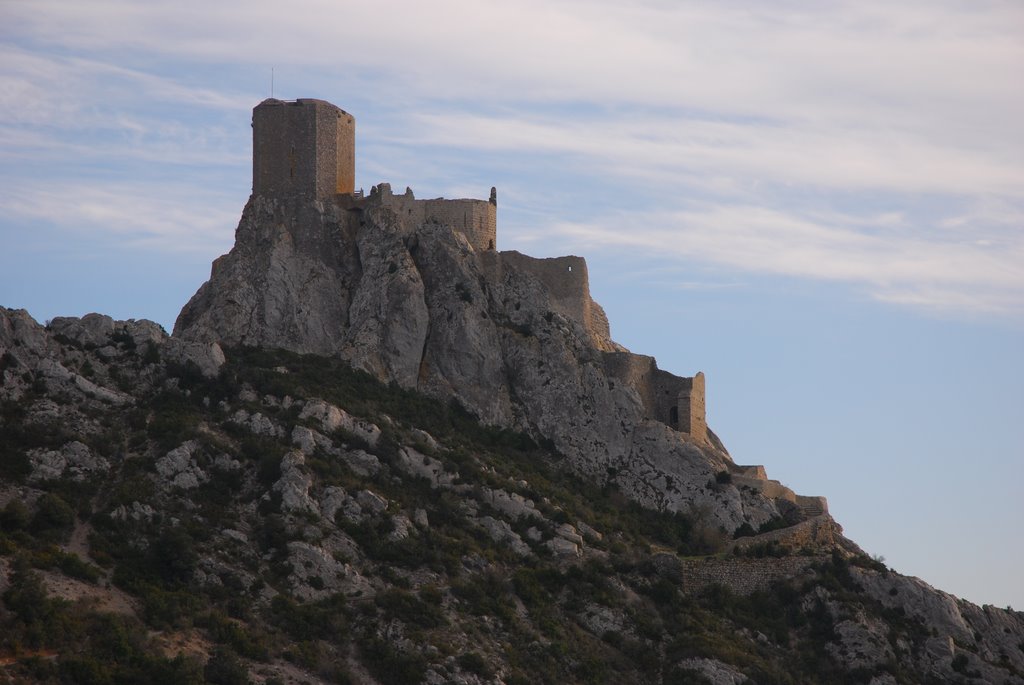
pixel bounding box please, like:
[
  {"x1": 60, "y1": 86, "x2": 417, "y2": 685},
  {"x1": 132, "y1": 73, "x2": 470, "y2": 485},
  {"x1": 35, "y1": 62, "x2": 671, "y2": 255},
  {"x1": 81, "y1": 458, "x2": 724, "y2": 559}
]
[
  {"x1": 252, "y1": 98, "x2": 354, "y2": 200},
  {"x1": 677, "y1": 556, "x2": 824, "y2": 597},
  {"x1": 652, "y1": 368, "x2": 691, "y2": 432},
  {"x1": 732, "y1": 475, "x2": 796, "y2": 502},
  {"x1": 601, "y1": 352, "x2": 660, "y2": 419},
  {"x1": 499, "y1": 252, "x2": 613, "y2": 347},
  {"x1": 680, "y1": 371, "x2": 707, "y2": 441},
  {"x1": 423, "y1": 199, "x2": 496, "y2": 251},
  {"x1": 366, "y1": 184, "x2": 496, "y2": 252},
  {"x1": 600, "y1": 353, "x2": 706, "y2": 440},
  {"x1": 727, "y1": 515, "x2": 841, "y2": 553}
]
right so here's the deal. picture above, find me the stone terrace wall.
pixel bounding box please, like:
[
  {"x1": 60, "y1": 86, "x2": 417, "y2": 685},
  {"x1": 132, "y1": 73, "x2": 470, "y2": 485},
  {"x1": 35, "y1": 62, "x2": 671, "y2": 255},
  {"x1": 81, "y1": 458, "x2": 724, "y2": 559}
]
[
  {"x1": 679, "y1": 556, "x2": 825, "y2": 596},
  {"x1": 728, "y1": 515, "x2": 842, "y2": 553}
]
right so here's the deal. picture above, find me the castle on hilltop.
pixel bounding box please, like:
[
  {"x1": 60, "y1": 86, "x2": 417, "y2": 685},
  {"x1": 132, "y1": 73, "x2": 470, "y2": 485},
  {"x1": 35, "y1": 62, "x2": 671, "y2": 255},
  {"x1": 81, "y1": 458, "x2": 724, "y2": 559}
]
[
  {"x1": 252, "y1": 98, "x2": 497, "y2": 251},
  {"x1": 249, "y1": 97, "x2": 708, "y2": 442}
]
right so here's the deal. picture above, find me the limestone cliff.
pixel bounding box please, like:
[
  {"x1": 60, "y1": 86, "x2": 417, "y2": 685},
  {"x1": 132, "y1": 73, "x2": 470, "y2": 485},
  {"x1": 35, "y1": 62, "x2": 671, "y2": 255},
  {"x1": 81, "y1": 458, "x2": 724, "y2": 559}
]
[{"x1": 174, "y1": 193, "x2": 803, "y2": 532}]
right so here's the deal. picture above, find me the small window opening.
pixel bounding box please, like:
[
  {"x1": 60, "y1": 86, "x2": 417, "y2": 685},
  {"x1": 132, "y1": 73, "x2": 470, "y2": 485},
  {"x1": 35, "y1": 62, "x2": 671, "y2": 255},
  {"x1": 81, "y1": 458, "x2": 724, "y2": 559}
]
[{"x1": 568, "y1": 265, "x2": 573, "y2": 272}]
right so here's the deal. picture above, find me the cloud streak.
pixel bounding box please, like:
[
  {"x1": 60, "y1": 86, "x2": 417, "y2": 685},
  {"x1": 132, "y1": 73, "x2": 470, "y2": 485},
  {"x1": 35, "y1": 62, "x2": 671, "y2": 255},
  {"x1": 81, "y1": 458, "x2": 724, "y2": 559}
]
[
  {"x1": 0, "y1": 180, "x2": 239, "y2": 255},
  {"x1": 552, "y1": 204, "x2": 1024, "y2": 317}
]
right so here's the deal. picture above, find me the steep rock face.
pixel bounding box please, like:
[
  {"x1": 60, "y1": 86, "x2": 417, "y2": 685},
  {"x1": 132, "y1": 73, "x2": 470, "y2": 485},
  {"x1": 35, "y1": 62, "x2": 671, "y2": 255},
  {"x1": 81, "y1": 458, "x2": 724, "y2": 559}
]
[
  {"x1": 175, "y1": 197, "x2": 362, "y2": 358},
  {"x1": 0, "y1": 309, "x2": 222, "y2": 409},
  {"x1": 174, "y1": 195, "x2": 785, "y2": 530}
]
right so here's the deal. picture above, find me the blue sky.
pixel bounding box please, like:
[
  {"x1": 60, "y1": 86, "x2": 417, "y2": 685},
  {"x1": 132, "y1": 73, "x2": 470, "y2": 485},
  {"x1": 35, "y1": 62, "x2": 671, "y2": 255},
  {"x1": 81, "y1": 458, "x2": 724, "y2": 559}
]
[{"x1": 1, "y1": 1, "x2": 1022, "y2": 608}]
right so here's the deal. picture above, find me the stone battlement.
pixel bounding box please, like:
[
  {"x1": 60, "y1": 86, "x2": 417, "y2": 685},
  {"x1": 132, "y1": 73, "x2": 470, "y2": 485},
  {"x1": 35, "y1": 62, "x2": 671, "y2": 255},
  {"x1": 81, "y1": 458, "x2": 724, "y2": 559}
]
[{"x1": 362, "y1": 183, "x2": 497, "y2": 253}]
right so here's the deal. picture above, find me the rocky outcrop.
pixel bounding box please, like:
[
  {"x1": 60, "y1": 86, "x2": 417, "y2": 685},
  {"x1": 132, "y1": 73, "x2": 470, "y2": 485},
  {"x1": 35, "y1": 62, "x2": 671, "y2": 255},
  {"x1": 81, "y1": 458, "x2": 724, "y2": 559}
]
[
  {"x1": 853, "y1": 567, "x2": 1024, "y2": 679},
  {"x1": 172, "y1": 195, "x2": 810, "y2": 531},
  {"x1": 0, "y1": 307, "x2": 223, "y2": 407}
]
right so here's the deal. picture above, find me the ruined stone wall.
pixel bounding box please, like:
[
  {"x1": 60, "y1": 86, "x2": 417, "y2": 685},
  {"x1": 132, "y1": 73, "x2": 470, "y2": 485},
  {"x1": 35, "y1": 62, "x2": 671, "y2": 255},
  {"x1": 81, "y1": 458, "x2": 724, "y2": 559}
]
[
  {"x1": 500, "y1": 252, "x2": 613, "y2": 347},
  {"x1": 423, "y1": 199, "x2": 496, "y2": 252},
  {"x1": 366, "y1": 184, "x2": 421, "y2": 228},
  {"x1": 733, "y1": 475, "x2": 796, "y2": 502},
  {"x1": 600, "y1": 353, "x2": 708, "y2": 439},
  {"x1": 728, "y1": 515, "x2": 842, "y2": 553},
  {"x1": 680, "y1": 371, "x2": 706, "y2": 441},
  {"x1": 650, "y1": 368, "x2": 692, "y2": 432},
  {"x1": 678, "y1": 556, "x2": 824, "y2": 596},
  {"x1": 601, "y1": 352, "x2": 660, "y2": 417},
  {"x1": 734, "y1": 465, "x2": 767, "y2": 479},
  {"x1": 252, "y1": 98, "x2": 354, "y2": 200},
  {"x1": 365, "y1": 184, "x2": 496, "y2": 252}
]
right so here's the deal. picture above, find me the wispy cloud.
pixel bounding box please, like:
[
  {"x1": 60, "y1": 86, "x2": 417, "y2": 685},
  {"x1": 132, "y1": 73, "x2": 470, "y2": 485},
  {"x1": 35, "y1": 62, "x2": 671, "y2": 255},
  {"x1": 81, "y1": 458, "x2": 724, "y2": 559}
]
[
  {"x1": 0, "y1": 181, "x2": 239, "y2": 254},
  {"x1": 553, "y1": 204, "x2": 1024, "y2": 317},
  {"x1": 405, "y1": 112, "x2": 1024, "y2": 197}
]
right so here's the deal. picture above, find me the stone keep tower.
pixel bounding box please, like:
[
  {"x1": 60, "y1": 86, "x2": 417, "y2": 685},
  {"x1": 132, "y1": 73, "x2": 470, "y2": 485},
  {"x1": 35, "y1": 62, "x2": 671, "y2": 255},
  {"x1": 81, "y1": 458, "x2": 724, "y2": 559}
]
[
  {"x1": 252, "y1": 98, "x2": 355, "y2": 200},
  {"x1": 678, "y1": 372, "x2": 707, "y2": 442}
]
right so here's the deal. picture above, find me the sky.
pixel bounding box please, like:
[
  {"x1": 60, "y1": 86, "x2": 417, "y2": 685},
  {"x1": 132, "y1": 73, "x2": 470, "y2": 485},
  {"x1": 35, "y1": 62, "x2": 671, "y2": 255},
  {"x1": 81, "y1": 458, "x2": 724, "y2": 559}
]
[{"x1": 1, "y1": 1, "x2": 1022, "y2": 609}]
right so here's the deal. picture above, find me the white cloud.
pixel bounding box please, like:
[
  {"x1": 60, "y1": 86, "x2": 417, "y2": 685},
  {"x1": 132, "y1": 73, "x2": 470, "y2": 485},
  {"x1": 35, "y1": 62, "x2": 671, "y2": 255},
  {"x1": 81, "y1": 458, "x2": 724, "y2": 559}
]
[
  {"x1": 0, "y1": 181, "x2": 239, "y2": 254},
  {"x1": 405, "y1": 112, "x2": 1024, "y2": 197}
]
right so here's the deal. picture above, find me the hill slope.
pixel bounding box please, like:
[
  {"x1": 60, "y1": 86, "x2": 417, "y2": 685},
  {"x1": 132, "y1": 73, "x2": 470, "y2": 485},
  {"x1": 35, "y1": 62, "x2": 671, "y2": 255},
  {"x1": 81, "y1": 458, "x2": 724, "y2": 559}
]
[{"x1": 2, "y1": 303, "x2": 1023, "y2": 684}]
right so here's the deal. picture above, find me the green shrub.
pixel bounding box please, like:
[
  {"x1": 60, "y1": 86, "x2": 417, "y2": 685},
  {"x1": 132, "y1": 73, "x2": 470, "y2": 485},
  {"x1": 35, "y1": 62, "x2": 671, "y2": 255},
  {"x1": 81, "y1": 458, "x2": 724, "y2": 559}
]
[
  {"x1": 376, "y1": 589, "x2": 446, "y2": 629},
  {"x1": 358, "y1": 638, "x2": 427, "y2": 685},
  {"x1": 204, "y1": 647, "x2": 250, "y2": 685},
  {"x1": 452, "y1": 573, "x2": 515, "y2": 622},
  {"x1": 458, "y1": 651, "x2": 493, "y2": 678},
  {"x1": 265, "y1": 594, "x2": 348, "y2": 642},
  {"x1": 1, "y1": 499, "x2": 31, "y2": 530},
  {"x1": 200, "y1": 611, "x2": 270, "y2": 661},
  {"x1": 30, "y1": 493, "x2": 76, "y2": 542}
]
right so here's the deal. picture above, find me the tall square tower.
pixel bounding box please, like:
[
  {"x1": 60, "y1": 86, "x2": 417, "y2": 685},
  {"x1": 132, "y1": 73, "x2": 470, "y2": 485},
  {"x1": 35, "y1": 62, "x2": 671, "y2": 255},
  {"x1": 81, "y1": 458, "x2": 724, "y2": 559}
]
[
  {"x1": 678, "y1": 371, "x2": 707, "y2": 442},
  {"x1": 252, "y1": 98, "x2": 355, "y2": 200}
]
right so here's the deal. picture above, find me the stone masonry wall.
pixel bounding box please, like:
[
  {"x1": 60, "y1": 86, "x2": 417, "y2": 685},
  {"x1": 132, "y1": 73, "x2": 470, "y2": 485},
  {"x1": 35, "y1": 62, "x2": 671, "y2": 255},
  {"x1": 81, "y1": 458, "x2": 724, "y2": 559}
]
[
  {"x1": 252, "y1": 98, "x2": 354, "y2": 200},
  {"x1": 423, "y1": 198, "x2": 496, "y2": 251},
  {"x1": 497, "y1": 251, "x2": 615, "y2": 352},
  {"x1": 678, "y1": 556, "x2": 825, "y2": 596},
  {"x1": 728, "y1": 515, "x2": 842, "y2": 553},
  {"x1": 681, "y1": 371, "x2": 707, "y2": 441},
  {"x1": 600, "y1": 352, "x2": 708, "y2": 439},
  {"x1": 365, "y1": 184, "x2": 496, "y2": 252},
  {"x1": 601, "y1": 351, "x2": 661, "y2": 416}
]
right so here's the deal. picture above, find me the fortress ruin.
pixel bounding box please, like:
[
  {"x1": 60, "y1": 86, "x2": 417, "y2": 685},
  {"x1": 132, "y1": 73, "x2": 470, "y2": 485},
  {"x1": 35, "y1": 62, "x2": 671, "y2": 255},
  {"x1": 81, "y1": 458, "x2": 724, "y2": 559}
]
[
  {"x1": 252, "y1": 98, "x2": 496, "y2": 252},
  {"x1": 249, "y1": 97, "x2": 706, "y2": 442}
]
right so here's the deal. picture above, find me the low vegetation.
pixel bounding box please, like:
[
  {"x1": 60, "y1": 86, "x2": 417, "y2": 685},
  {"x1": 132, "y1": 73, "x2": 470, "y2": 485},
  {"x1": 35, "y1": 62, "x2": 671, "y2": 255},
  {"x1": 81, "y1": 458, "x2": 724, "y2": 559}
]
[{"x1": 1, "y1": 344, "x2": 1016, "y2": 684}]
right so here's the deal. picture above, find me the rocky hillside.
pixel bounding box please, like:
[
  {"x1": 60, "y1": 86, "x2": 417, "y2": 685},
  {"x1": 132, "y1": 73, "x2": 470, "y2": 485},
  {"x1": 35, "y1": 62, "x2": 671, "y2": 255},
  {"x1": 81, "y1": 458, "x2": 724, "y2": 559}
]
[
  {"x1": 2, "y1": 305, "x2": 1023, "y2": 684},
  {"x1": 173, "y1": 193, "x2": 815, "y2": 535},
  {"x1": 2, "y1": 181, "x2": 1023, "y2": 684}
]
